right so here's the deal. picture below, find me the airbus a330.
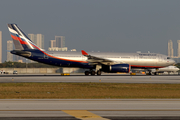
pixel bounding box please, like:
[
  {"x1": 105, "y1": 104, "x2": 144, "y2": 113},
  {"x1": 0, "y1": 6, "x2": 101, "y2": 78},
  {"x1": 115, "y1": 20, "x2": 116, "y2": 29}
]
[{"x1": 7, "y1": 24, "x2": 175, "y2": 75}]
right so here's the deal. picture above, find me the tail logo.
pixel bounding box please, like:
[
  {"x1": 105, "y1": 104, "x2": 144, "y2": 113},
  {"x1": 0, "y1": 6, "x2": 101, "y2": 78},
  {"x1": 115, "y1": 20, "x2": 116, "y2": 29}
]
[{"x1": 8, "y1": 24, "x2": 41, "y2": 50}]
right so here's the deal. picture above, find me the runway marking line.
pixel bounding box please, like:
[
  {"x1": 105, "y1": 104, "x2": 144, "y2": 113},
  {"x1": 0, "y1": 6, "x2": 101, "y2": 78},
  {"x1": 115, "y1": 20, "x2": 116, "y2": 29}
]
[{"x1": 62, "y1": 110, "x2": 110, "y2": 120}]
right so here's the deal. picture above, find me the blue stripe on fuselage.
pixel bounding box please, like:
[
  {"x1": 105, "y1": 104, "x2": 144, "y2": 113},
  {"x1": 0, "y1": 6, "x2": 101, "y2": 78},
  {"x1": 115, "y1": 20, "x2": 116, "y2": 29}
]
[{"x1": 19, "y1": 50, "x2": 94, "y2": 69}]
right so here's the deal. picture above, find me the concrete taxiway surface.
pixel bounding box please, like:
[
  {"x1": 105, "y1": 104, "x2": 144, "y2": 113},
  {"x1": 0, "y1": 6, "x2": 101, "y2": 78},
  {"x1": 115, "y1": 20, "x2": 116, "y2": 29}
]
[
  {"x1": 0, "y1": 74, "x2": 180, "y2": 83},
  {"x1": 0, "y1": 99, "x2": 180, "y2": 119}
]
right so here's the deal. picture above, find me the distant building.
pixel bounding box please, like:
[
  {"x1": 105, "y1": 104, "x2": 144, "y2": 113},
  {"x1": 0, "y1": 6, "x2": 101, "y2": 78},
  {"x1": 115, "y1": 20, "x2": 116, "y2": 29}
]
[
  {"x1": 28, "y1": 34, "x2": 36, "y2": 43},
  {"x1": 7, "y1": 40, "x2": 13, "y2": 61},
  {"x1": 0, "y1": 31, "x2": 2, "y2": 63},
  {"x1": 177, "y1": 40, "x2": 180, "y2": 58},
  {"x1": 50, "y1": 40, "x2": 56, "y2": 48},
  {"x1": 48, "y1": 47, "x2": 68, "y2": 51},
  {"x1": 70, "y1": 49, "x2": 77, "y2": 51},
  {"x1": 36, "y1": 34, "x2": 44, "y2": 49},
  {"x1": 48, "y1": 36, "x2": 67, "y2": 51},
  {"x1": 14, "y1": 56, "x2": 24, "y2": 63},
  {"x1": 17, "y1": 59, "x2": 23, "y2": 63},
  {"x1": 55, "y1": 36, "x2": 65, "y2": 48},
  {"x1": 168, "y1": 40, "x2": 174, "y2": 57},
  {"x1": 28, "y1": 34, "x2": 44, "y2": 49}
]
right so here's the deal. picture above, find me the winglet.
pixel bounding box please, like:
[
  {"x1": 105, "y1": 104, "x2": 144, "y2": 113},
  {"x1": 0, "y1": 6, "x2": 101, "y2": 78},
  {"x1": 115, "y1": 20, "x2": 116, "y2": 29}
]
[{"x1": 81, "y1": 50, "x2": 88, "y2": 56}]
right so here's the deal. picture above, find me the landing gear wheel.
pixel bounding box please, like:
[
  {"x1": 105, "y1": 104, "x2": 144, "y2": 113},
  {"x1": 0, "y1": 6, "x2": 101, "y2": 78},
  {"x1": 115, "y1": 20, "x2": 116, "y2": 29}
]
[
  {"x1": 85, "y1": 71, "x2": 89, "y2": 75},
  {"x1": 91, "y1": 71, "x2": 96, "y2": 75},
  {"x1": 97, "y1": 70, "x2": 101, "y2": 75},
  {"x1": 148, "y1": 71, "x2": 152, "y2": 75}
]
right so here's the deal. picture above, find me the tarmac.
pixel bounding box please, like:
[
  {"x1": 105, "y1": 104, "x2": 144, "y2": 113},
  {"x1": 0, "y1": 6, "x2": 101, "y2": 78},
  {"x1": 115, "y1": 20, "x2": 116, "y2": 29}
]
[
  {"x1": 0, "y1": 74, "x2": 180, "y2": 83},
  {"x1": 0, "y1": 74, "x2": 180, "y2": 119},
  {"x1": 0, "y1": 99, "x2": 180, "y2": 120}
]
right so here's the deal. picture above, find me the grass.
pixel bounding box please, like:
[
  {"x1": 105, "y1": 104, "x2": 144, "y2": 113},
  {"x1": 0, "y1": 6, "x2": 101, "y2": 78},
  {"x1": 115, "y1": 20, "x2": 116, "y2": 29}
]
[{"x1": 0, "y1": 83, "x2": 180, "y2": 99}]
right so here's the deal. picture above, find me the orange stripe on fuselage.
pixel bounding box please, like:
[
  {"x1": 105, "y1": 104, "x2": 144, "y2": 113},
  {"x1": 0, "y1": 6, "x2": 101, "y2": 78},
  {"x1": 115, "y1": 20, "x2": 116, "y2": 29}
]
[{"x1": 44, "y1": 51, "x2": 89, "y2": 63}]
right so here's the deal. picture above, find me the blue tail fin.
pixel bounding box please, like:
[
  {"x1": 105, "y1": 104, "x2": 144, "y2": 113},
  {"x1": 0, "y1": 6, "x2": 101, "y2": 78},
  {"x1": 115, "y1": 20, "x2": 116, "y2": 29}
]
[{"x1": 7, "y1": 24, "x2": 42, "y2": 51}]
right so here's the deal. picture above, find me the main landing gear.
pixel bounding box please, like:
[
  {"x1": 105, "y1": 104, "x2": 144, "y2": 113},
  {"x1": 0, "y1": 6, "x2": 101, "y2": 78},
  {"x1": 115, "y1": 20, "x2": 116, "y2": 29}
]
[
  {"x1": 145, "y1": 71, "x2": 152, "y2": 75},
  {"x1": 84, "y1": 70, "x2": 102, "y2": 76}
]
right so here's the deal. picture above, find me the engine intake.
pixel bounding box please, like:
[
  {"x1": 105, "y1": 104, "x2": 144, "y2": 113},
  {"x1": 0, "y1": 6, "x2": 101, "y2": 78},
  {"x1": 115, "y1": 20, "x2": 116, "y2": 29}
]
[{"x1": 102, "y1": 64, "x2": 130, "y2": 73}]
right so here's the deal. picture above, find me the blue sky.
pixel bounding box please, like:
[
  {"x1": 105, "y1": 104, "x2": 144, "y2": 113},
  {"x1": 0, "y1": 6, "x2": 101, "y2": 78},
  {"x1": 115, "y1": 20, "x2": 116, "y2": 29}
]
[{"x1": 1, "y1": 0, "x2": 180, "y2": 62}]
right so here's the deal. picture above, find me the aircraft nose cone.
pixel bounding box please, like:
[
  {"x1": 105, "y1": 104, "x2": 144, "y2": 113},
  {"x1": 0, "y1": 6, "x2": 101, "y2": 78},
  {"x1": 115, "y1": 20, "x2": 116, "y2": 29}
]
[{"x1": 170, "y1": 59, "x2": 176, "y2": 65}]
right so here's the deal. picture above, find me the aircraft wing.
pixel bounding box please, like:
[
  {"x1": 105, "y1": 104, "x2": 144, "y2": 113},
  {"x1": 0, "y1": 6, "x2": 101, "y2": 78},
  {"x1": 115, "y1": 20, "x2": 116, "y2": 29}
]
[{"x1": 81, "y1": 50, "x2": 122, "y2": 65}]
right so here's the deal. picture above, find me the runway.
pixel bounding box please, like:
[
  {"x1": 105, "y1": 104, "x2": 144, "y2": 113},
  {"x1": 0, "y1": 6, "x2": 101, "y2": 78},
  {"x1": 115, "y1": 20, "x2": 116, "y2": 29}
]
[
  {"x1": 1, "y1": 75, "x2": 180, "y2": 119},
  {"x1": 0, "y1": 99, "x2": 180, "y2": 120},
  {"x1": 0, "y1": 74, "x2": 180, "y2": 83}
]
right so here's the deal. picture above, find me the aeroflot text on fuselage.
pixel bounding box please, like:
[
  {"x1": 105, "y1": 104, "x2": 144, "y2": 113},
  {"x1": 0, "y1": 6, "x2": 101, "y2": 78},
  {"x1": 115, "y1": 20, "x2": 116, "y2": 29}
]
[{"x1": 7, "y1": 24, "x2": 176, "y2": 75}]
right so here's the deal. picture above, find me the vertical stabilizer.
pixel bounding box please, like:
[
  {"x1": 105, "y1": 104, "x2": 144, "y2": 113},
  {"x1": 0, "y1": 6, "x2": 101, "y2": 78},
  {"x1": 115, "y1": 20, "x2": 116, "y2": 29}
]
[{"x1": 7, "y1": 24, "x2": 41, "y2": 50}]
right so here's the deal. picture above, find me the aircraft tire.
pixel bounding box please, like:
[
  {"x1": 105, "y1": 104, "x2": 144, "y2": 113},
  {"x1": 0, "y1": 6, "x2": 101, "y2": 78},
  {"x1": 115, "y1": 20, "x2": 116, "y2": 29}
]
[
  {"x1": 148, "y1": 71, "x2": 152, "y2": 75},
  {"x1": 91, "y1": 71, "x2": 96, "y2": 75},
  {"x1": 97, "y1": 70, "x2": 101, "y2": 75},
  {"x1": 85, "y1": 71, "x2": 89, "y2": 75}
]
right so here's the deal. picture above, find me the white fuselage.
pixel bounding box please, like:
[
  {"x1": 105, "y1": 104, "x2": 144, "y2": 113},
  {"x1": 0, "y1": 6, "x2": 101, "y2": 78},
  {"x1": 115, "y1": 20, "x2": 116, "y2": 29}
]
[{"x1": 47, "y1": 51, "x2": 175, "y2": 68}]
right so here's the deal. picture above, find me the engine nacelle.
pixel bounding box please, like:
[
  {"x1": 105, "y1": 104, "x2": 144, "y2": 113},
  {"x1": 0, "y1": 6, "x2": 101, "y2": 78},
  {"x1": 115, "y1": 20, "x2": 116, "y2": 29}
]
[{"x1": 102, "y1": 64, "x2": 130, "y2": 73}]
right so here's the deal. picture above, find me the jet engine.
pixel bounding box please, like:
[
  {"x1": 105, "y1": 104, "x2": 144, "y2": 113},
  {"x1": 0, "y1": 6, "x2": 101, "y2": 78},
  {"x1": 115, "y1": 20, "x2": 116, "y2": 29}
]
[{"x1": 101, "y1": 64, "x2": 130, "y2": 73}]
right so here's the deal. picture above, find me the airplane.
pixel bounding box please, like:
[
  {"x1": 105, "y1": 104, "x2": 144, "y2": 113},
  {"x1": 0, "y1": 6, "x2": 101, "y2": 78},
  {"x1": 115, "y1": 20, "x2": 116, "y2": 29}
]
[
  {"x1": 154, "y1": 65, "x2": 179, "y2": 75},
  {"x1": 7, "y1": 24, "x2": 176, "y2": 75}
]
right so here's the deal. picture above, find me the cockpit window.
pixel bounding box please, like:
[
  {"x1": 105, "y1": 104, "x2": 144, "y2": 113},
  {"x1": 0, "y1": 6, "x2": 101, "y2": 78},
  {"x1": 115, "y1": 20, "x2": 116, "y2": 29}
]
[{"x1": 167, "y1": 57, "x2": 171, "y2": 59}]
